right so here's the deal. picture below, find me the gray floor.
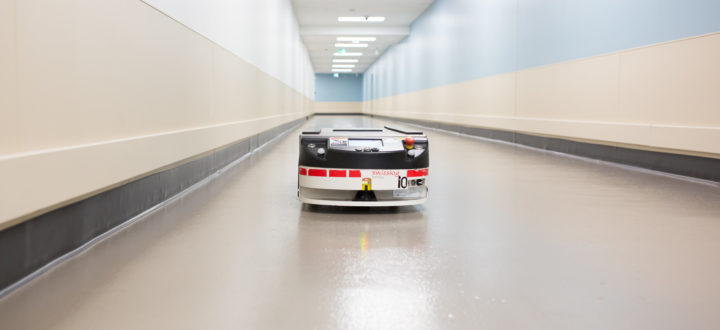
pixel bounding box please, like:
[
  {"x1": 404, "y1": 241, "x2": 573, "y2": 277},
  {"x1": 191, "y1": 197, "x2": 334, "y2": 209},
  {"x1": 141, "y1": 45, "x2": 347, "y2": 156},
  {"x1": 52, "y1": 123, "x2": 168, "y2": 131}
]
[{"x1": 1, "y1": 115, "x2": 720, "y2": 330}]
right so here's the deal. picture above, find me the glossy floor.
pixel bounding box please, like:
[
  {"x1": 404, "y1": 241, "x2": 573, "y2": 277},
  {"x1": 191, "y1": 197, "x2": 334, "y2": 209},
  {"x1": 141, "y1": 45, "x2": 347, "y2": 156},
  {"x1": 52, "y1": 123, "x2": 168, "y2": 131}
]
[{"x1": 1, "y1": 115, "x2": 720, "y2": 330}]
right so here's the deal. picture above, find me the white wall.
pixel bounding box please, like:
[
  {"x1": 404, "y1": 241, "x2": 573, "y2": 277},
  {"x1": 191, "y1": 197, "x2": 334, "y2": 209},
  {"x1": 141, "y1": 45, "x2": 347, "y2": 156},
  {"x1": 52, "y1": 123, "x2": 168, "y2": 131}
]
[
  {"x1": 143, "y1": 0, "x2": 315, "y2": 99},
  {"x1": 0, "y1": 0, "x2": 315, "y2": 228}
]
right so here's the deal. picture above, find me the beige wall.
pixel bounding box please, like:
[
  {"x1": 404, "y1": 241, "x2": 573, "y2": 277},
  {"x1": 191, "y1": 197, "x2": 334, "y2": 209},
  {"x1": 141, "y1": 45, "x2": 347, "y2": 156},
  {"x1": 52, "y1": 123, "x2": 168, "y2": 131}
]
[
  {"x1": 314, "y1": 102, "x2": 362, "y2": 114},
  {"x1": 0, "y1": 0, "x2": 313, "y2": 228},
  {"x1": 364, "y1": 32, "x2": 720, "y2": 158},
  {"x1": 0, "y1": 0, "x2": 17, "y2": 152}
]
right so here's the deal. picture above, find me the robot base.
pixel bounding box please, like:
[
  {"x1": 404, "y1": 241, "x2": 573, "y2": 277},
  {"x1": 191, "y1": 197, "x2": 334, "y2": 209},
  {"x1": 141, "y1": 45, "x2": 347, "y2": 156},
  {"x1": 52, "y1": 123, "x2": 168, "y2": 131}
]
[{"x1": 298, "y1": 187, "x2": 427, "y2": 207}]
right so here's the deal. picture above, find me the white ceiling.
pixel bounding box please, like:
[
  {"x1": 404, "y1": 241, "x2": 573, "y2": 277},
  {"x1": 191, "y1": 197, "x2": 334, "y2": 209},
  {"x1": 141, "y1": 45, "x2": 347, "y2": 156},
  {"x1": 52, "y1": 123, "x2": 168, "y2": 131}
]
[{"x1": 291, "y1": 0, "x2": 434, "y2": 74}]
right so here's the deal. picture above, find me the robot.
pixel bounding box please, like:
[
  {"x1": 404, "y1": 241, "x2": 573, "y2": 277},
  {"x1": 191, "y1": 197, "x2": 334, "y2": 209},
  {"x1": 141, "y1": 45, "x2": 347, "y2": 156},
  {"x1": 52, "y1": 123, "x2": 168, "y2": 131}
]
[{"x1": 298, "y1": 126, "x2": 429, "y2": 206}]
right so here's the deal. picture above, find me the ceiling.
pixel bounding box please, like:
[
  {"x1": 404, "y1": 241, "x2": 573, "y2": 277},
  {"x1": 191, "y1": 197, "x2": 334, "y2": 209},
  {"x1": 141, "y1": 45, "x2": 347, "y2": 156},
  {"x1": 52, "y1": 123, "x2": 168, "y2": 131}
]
[{"x1": 291, "y1": 0, "x2": 434, "y2": 74}]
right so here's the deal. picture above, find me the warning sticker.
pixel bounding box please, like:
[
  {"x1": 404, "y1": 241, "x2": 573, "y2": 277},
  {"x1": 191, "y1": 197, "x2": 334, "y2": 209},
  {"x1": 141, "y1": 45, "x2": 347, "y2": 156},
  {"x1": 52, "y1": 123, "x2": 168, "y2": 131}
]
[{"x1": 328, "y1": 137, "x2": 348, "y2": 147}]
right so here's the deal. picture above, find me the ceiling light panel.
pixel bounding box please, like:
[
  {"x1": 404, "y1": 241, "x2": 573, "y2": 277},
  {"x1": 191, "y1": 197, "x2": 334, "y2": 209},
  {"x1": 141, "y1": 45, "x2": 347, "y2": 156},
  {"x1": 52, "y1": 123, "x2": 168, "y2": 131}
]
[
  {"x1": 332, "y1": 64, "x2": 355, "y2": 68},
  {"x1": 337, "y1": 37, "x2": 377, "y2": 42},
  {"x1": 335, "y1": 43, "x2": 368, "y2": 48},
  {"x1": 333, "y1": 52, "x2": 362, "y2": 56},
  {"x1": 332, "y1": 69, "x2": 353, "y2": 72},
  {"x1": 333, "y1": 59, "x2": 359, "y2": 63},
  {"x1": 338, "y1": 17, "x2": 386, "y2": 22}
]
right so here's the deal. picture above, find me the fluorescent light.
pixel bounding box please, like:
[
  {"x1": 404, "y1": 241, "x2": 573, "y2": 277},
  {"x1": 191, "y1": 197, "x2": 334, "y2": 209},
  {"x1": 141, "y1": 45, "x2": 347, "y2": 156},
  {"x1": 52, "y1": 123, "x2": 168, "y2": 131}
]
[
  {"x1": 337, "y1": 37, "x2": 376, "y2": 42},
  {"x1": 333, "y1": 59, "x2": 359, "y2": 63},
  {"x1": 332, "y1": 64, "x2": 355, "y2": 68},
  {"x1": 332, "y1": 69, "x2": 352, "y2": 72},
  {"x1": 338, "y1": 16, "x2": 385, "y2": 22},
  {"x1": 335, "y1": 43, "x2": 368, "y2": 48},
  {"x1": 333, "y1": 52, "x2": 362, "y2": 56}
]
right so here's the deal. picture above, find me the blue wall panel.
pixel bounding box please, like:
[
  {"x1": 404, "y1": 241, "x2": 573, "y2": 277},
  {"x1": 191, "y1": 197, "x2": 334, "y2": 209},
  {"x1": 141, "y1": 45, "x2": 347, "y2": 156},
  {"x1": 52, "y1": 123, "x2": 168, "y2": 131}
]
[
  {"x1": 517, "y1": 0, "x2": 720, "y2": 69},
  {"x1": 365, "y1": 0, "x2": 720, "y2": 100},
  {"x1": 315, "y1": 74, "x2": 363, "y2": 102}
]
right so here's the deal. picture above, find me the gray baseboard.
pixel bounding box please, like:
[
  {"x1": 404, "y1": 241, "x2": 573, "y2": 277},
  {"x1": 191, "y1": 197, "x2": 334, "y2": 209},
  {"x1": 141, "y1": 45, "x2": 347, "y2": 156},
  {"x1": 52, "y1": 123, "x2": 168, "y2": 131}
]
[
  {"x1": 0, "y1": 117, "x2": 306, "y2": 293},
  {"x1": 371, "y1": 114, "x2": 720, "y2": 183}
]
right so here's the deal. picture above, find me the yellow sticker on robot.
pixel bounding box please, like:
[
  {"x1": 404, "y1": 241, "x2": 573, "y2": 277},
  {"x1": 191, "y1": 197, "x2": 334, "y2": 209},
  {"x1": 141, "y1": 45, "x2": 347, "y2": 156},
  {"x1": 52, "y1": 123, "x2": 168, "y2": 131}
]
[{"x1": 361, "y1": 177, "x2": 372, "y2": 191}]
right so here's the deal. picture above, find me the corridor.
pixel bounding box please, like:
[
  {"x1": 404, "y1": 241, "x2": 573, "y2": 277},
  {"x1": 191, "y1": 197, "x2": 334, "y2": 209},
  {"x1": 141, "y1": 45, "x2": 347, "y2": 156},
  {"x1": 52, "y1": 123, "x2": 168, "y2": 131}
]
[{"x1": 1, "y1": 116, "x2": 719, "y2": 329}]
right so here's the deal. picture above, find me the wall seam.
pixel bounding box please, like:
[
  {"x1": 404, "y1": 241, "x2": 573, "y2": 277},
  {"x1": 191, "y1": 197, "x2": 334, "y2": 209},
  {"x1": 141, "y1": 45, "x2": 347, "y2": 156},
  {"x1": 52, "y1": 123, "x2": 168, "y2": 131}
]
[
  {"x1": 514, "y1": 0, "x2": 520, "y2": 118},
  {"x1": 211, "y1": 45, "x2": 216, "y2": 123},
  {"x1": 617, "y1": 49, "x2": 622, "y2": 128},
  {"x1": 0, "y1": 116, "x2": 307, "y2": 229},
  {"x1": 0, "y1": 112, "x2": 305, "y2": 161},
  {"x1": 363, "y1": 111, "x2": 720, "y2": 131}
]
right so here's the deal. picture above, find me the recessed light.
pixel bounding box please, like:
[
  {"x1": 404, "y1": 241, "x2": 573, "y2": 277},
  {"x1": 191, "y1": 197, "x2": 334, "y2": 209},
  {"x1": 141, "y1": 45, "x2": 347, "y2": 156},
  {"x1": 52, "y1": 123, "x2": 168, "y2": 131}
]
[
  {"x1": 338, "y1": 16, "x2": 385, "y2": 22},
  {"x1": 337, "y1": 37, "x2": 377, "y2": 42},
  {"x1": 333, "y1": 52, "x2": 362, "y2": 56},
  {"x1": 332, "y1": 64, "x2": 355, "y2": 68},
  {"x1": 332, "y1": 69, "x2": 353, "y2": 72},
  {"x1": 333, "y1": 59, "x2": 359, "y2": 63},
  {"x1": 335, "y1": 43, "x2": 368, "y2": 48}
]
